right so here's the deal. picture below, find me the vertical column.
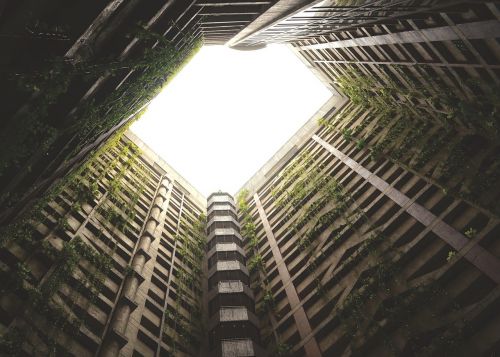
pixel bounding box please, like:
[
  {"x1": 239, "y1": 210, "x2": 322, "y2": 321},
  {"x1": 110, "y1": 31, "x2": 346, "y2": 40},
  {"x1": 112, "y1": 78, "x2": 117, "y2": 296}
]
[
  {"x1": 100, "y1": 177, "x2": 171, "y2": 357},
  {"x1": 253, "y1": 193, "x2": 322, "y2": 357},
  {"x1": 312, "y1": 134, "x2": 500, "y2": 284},
  {"x1": 206, "y1": 192, "x2": 261, "y2": 357},
  {"x1": 157, "y1": 192, "x2": 185, "y2": 356}
]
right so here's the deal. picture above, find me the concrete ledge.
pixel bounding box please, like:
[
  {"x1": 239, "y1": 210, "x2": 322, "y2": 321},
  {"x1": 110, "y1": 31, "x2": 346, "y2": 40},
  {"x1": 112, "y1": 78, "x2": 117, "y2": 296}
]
[
  {"x1": 221, "y1": 339, "x2": 255, "y2": 357},
  {"x1": 208, "y1": 260, "x2": 249, "y2": 278},
  {"x1": 208, "y1": 281, "x2": 255, "y2": 301},
  {"x1": 208, "y1": 228, "x2": 244, "y2": 242},
  {"x1": 208, "y1": 203, "x2": 237, "y2": 216},
  {"x1": 207, "y1": 243, "x2": 246, "y2": 260},
  {"x1": 209, "y1": 307, "x2": 259, "y2": 330},
  {"x1": 207, "y1": 215, "x2": 241, "y2": 229},
  {"x1": 208, "y1": 193, "x2": 235, "y2": 207}
]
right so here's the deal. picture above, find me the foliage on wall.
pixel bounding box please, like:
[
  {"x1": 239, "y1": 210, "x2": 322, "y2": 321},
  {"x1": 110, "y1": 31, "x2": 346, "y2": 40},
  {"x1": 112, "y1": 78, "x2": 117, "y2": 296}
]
[
  {"x1": 164, "y1": 213, "x2": 206, "y2": 354},
  {"x1": 0, "y1": 27, "x2": 202, "y2": 219},
  {"x1": 320, "y1": 66, "x2": 500, "y2": 216},
  {"x1": 0, "y1": 137, "x2": 148, "y2": 355}
]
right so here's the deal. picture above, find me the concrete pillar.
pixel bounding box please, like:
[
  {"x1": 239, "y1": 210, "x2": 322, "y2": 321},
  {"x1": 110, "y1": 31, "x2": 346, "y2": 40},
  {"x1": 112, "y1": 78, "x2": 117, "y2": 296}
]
[{"x1": 99, "y1": 177, "x2": 170, "y2": 356}]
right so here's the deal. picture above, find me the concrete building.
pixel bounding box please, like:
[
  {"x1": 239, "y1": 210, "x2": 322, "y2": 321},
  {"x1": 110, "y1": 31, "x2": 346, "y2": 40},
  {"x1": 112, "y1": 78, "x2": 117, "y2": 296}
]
[
  {"x1": 206, "y1": 192, "x2": 262, "y2": 356},
  {"x1": 0, "y1": 132, "x2": 206, "y2": 356},
  {"x1": 0, "y1": 0, "x2": 499, "y2": 356},
  {"x1": 230, "y1": 1, "x2": 500, "y2": 355},
  {"x1": 235, "y1": 97, "x2": 500, "y2": 356}
]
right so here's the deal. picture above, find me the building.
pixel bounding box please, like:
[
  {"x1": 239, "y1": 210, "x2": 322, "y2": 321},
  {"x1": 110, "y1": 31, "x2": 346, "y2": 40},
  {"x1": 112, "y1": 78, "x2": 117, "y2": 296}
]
[
  {"x1": 0, "y1": 132, "x2": 206, "y2": 357},
  {"x1": 235, "y1": 98, "x2": 500, "y2": 356},
  {"x1": 0, "y1": 0, "x2": 214, "y2": 229},
  {"x1": 230, "y1": 1, "x2": 500, "y2": 355},
  {"x1": 206, "y1": 192, "x2": 262, "y2": 356},
  {"x1": 0, "y1": 0, "x2": 499, "y2": 356}
]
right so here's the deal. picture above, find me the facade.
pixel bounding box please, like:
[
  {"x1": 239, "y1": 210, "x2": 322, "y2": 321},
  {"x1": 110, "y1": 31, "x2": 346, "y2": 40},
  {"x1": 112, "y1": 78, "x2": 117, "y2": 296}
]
[
  {"x1": 206, "y1": 193, "x2": 262, "y2": 356},
  {"x1": 229, "y1": 1, "x2": 500, "y2": 355},
  {"x1": 1, "y1": 0, "x2": 212, "y2": 232},
  {"x1": 230, "y1": 1, "x2": 500, "y2": 355},
  {"x1": 235, "y1": 98, "x2": 500, "y2": 356},
  {"x1": 1, "y1": 0, "x2": 499, "y2": 356},
  {"x1": 0, "y1": 132, "x2": 206, "y2": 356}
]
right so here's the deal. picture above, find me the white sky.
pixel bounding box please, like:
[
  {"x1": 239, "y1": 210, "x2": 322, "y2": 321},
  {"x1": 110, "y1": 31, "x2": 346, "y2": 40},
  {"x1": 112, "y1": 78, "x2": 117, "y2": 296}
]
[{"x1": 130, "y1": 44, "x2": 331, "y2": 197}]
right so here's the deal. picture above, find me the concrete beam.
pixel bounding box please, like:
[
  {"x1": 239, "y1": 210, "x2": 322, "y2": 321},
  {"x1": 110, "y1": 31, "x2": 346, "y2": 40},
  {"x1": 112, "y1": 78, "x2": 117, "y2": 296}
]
[
  {"x1": 299, "y1": 20, "x2": 500, "y2": 50},
  {"x1": 313, "y1": 135, "x2": 500, "y2": 284}
]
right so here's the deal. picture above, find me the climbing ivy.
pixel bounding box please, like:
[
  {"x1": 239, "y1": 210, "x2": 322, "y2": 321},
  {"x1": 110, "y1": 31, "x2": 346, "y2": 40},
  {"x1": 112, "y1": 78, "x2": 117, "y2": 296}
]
[
  {"x1": 0, "y1": 26, "x2": 202, "y2": 219},
  {"x1": 237, "y1": 190, "x2": 286, "y2": 351},
  {"x1": 336, "y1": 68, "x2": 500, "y2": 138},
  {"x1": 319, "y1": 88, "x2": 500, "y2": 216},
  {"x1": 0, "y1": 135, "x2": 146, "y2": 355},
  {"x1": 164, "y1": 213, "x2": 206, "y2": 355}
]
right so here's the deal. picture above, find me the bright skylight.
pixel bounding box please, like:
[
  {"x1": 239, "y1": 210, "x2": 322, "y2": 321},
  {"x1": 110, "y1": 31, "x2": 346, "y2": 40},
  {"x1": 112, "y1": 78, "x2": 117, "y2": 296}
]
[{"x1": 130, "y1": 44, "x2": 331, "y2": 197}]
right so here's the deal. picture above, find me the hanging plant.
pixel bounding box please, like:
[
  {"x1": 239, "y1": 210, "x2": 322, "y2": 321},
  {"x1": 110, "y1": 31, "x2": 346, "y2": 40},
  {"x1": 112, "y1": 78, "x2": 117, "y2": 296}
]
[{"x1": 248, "y1": 254, "x2": 264, "y2": 273}]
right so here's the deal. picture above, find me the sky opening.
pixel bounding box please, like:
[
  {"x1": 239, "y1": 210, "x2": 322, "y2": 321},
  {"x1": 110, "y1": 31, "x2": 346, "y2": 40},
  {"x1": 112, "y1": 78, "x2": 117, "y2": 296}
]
[{"x1": 130, "y1": 44, "x2": 331, "y2": 197}]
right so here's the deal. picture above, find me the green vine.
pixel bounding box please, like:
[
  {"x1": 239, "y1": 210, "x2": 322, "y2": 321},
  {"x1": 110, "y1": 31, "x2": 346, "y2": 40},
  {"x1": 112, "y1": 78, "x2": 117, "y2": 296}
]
[
  {"x1": 0, "y1": 136, "x2": 145, "y2": 355},
  {"x1": 164, "y1": 213, "x2": 205, "y2": 355}
]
